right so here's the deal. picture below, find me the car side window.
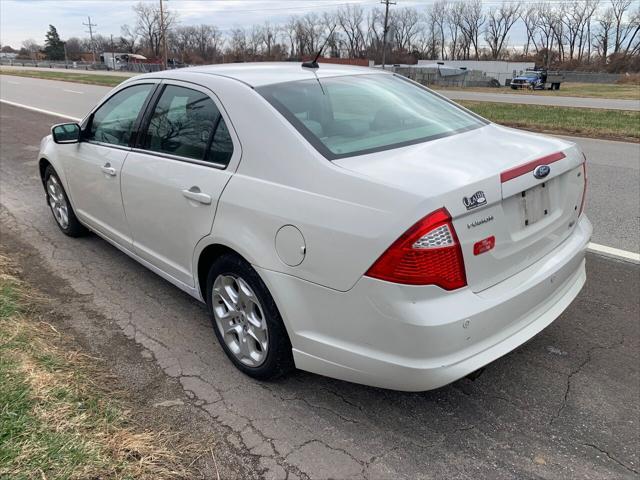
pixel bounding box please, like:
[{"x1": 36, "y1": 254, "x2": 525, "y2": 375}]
[
  {"x1": 86, "y1": 84, "x2": 154, "y2": 147},
  {"x1": 143, "y1": 85, "x2": 234, "y2": 166}
]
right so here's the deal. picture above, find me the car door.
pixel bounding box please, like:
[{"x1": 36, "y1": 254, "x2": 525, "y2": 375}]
[
  {"x1": 121, "y1": 81, "x2": 239, "y2": 287},
  {"x1": 65, "y1": 82, "x2": 156, "y2": 248}
]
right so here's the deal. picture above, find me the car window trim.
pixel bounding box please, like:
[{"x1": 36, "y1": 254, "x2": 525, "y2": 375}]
[
  {"x1": 129, "y1": 147, "x2": 228, "y2": 170},
  {"x1": 134, "y1": 81, "x2": 233, "y2": 170},
  {"x1": 82, "y1": 82, "x2": 159, "y2": 150}
]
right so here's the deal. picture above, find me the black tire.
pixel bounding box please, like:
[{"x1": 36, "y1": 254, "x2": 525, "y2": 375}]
[
  {"x1": 44, "y1": 165, "x2": 88, "y2": 237},
  {"x1": 206, "y1": 252, "x2": 294, "y2": 380}
]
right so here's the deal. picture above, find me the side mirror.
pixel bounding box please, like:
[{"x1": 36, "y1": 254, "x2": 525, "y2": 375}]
[{"x1": 51, "y1": 123, "x2": 81, "y2": 144}]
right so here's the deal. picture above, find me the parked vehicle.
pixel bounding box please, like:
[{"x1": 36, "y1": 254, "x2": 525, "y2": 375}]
[
  {"x1": 38, "y1": 63, "x2": 590, "y2": 391},
  {"x1": 511, "y1": 68, "x2": 565, "y2": 90}
]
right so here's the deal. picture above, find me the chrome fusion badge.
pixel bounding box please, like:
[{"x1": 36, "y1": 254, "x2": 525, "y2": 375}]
[{"x1": 463, "y1": 191, "x2": 487, "y2": 211}]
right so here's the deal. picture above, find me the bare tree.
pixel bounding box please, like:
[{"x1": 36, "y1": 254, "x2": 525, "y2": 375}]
[
  {"x1": 321, "y1": 12, "x2": 340, "y2": 57},
  {"x1": 459, "y1": 0, "x2": 486, "y2": 60},
  {"x1": 623, "y1": 4, "x2": 640, "y2": 55},
  {"x1": 430, "y1": 1, "x2": 448, "y2": 59},
  {"x1": 132, "y1": 1, "x2": 176, "y2": 57},
  {"x1": 521, "y1": 4, "x2": 539, "y2": 56},
  {"x1": 21, "y1": 39, "x2": 41, "y2": 59},
  {"x1": 365, "y1": 8, "x2": 385, "y2": 60},
  {"x1": 392, "y1": 8, "x2": 421, "y2": 53},
  {"x1": 578, "y1": 0, "x2": 600, "y2": 61},
  {"x1": 611, "y1": 0, "x2": 633, "y2": 53},
  {"x1": 447, "y1": 2, "x2": 465, "y2": 59},
  {"x1": 337, "y1": 4, "x2": 365, "y2": 57},
  {"x1": 228, "y1": 27, "x2": 248, "y2": 60},
  {"x1": 485, "y1": 1, "x2": 521, "y2": 59},
  {"x1": 535, "y1": 2, "x2": 558, "y2": 64},
  {"x1": 594, "y1": 7, "x2": 615, "y2": 59},
  {"x1": 262, "y1": 22, "x2": 276, "y2": 57},
  {"x1": 120, "y1": 24, "x2": 138, "y2": 53}
]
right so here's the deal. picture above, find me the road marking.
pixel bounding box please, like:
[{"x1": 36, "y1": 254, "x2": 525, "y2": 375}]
[
  {"x1": 0, "y1": 99, "x2": 81, "y2": 121},
  {"x1": 588, "y1": 243, "x2": 640, "y2": 264},
  {"x1": 63, "y1": 89, "x2": 84, "y2": 94},
  {"x1": 7, "y1": 80, "x2": 20, "y2": 85}
]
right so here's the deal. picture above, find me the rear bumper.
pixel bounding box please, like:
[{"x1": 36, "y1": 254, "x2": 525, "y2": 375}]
[{"x1": 258, "y1": 216, "x2": 592, "y2": 391}]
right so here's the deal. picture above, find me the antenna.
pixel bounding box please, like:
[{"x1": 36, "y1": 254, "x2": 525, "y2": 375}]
[{"x1": 302, "y1": 24, "x2": 337, "y2": 69}]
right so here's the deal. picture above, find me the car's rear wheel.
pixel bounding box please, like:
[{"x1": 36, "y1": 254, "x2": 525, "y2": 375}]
[
  {"x1": 206, "y1": 253, "x2": 294, "y2": 380},
  {"x1": 44, "y1": 165, "x2": 87, "y2": 237}
]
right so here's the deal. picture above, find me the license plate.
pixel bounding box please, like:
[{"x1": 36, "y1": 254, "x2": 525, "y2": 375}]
[{"x1": 520, "y1": 183, "x2": 551, "y2": 227}]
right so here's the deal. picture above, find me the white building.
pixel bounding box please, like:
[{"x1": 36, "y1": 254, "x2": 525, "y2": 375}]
[{"x1": 417, "y1": 60, "x2": 535, "y2": 85}]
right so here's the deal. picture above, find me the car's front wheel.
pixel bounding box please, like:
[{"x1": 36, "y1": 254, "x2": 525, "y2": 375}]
[
  {"x1": 44, "y1": 165, "x2": 87, "y2": 237},
  {"x1": 206, "y1": 253, "x2": 294, "y2": 380}
]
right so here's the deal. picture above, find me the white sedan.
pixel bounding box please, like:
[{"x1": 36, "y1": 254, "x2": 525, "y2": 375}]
[{"x1": 38, "y1": 63, "x2": 591, "y2": 391}]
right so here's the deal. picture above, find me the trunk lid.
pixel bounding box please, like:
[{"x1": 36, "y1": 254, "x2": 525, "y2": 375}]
[{"x1": 334, "y1": 124, "x2": 586, "y2": 292}]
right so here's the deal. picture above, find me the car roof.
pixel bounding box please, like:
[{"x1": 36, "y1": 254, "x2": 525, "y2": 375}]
[{"x1": 140, "y1": 62, "x2": 389, "y2": 87}]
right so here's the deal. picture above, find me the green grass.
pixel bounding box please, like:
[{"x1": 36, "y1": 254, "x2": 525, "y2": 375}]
[
  {"x1": 435, "y1": 82, "x2": 640, "y2": 100},
  {"x1": 0, "y1": 260, "x2": 194, "y2": 479},
  {"x1": 0, "y1": 68, "x2": 126, "y2": 87},
  {"x1": 459, "y1": 101, "x2": 639, "y2": 142}
]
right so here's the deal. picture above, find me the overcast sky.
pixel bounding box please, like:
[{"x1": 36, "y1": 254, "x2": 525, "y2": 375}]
[{"x1": 0, "y1": 0, "x2": 531, "y2": 50}]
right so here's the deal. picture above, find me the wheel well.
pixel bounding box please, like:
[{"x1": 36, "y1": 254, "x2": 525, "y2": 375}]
[
  {"x1": 197, "y1": 243, "x2": 239, "y2": 300},
  {"x1": 39, "y1": 158, "x2": 51, "y2": 186}
]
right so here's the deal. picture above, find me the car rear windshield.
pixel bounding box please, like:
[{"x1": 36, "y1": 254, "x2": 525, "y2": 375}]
[{"x1": 257, "y1": 73, "x2": 487, "y2": 159}]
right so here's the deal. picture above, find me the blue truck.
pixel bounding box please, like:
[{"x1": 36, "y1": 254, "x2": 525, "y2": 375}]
[{"x1": 510, "y1": 69, "x2": 565, "y2": 90}]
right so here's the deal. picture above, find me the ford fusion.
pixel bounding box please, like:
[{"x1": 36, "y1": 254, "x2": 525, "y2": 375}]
[{"x1": 38, "y1": 63, "x2": 591, "y2": 391}]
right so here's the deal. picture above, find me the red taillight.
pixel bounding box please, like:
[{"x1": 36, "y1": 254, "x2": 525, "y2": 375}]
[
  {"x1": 579, "y1": 160, "x2": 587, "y2": 216},
  {"x1": 365, "y1": 208, "x2": 467, "y2": 290}
]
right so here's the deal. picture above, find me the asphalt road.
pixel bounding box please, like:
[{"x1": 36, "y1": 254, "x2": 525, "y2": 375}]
[
  {"x1": 2, "y1": 68, "x2": 639, "y2": 110},
  {"x1": 438, "y1": 89, "x2": 640, "y2": 111},
  {"x1": 1, "y1": 102, "x2": 640, "y2": 479},
  {"x1": 1, "y1": 74, "x2": 638, "y2": 253}
]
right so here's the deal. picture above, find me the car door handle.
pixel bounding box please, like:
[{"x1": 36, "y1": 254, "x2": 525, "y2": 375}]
[
  {"x1": 101, "y1": 163, "x2": 116, "y2": 176},
  {"x1": 182, "y1": 187, "x2": 212, "y2": 205}
]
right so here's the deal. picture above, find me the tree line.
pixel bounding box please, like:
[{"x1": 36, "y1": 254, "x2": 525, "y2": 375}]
[{"x1": 8, "y1": 0, "x2": 640, "y2": 72}]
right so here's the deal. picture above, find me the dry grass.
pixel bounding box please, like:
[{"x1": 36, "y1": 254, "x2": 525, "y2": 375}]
[
  {"x1": 459, "y1": 101, "x2": 639, "y2": 142},
  {"x1": 0, "y1": 68, "x2": 126, "y2": 87},
  {"x1": 0, "y1": 254, "x2": 204, "y2": 479}
]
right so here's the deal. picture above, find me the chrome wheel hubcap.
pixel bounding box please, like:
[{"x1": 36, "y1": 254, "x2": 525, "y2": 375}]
[
  {"x1": 46, "y1": 175, "x2": 69, "y2": 229},
  {"x1": 212, "y1": 274, "x2": 268, "y2": 367}
]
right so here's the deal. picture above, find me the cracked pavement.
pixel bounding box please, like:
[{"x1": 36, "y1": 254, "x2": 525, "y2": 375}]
[{"x1": 1, "y1": 104, "x2": 638, "y2": 479}]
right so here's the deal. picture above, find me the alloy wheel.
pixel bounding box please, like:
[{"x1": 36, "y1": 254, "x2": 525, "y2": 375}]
[
  {"x1": 46, "y1": 175, "x2": 69, "y2": 229},
  {"x1": 212, "y1": 274, "x2": 269, "y2": 367}
]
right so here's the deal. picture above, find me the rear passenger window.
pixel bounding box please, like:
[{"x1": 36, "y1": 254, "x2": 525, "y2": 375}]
[{"x1": 143, "y1": 85, "x2": 233, "y2": 166}]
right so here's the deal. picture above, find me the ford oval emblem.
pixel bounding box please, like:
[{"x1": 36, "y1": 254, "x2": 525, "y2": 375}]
[{"x1": 534, "y1": 165, "x2": 551, "y2": 179}]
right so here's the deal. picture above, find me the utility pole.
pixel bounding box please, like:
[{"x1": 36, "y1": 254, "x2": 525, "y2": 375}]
[
  {"x1": 380, "y1": 0, "x2": 396, "y2": 70},
  {"x1": 83, "y1": 16, "x2": 97, "y2": 63},
  {"x1": 159, "y1": 0, "x2": 168, "y2": 70}
]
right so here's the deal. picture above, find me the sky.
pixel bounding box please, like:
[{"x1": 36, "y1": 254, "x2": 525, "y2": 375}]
[{"x1": 0, "y1": 0, "x2": 534, "y2": 50}]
